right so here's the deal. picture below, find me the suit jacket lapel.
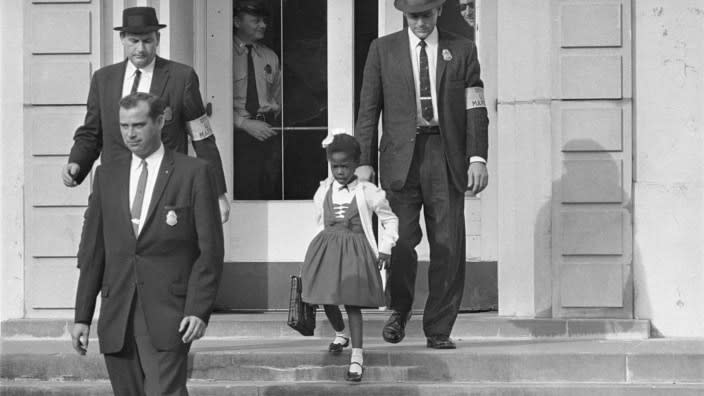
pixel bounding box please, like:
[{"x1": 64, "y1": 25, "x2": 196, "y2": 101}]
[
  {"x1": 107, "y1": 159, "x2": 134, "y2": 240},
  {"x1": 392, "y1": 31, "x2": 416, "y2": 100},
  {"x1": 141, "y1": 149, "x2": 175, "y2": 235},
  {"x1": 109, "y1": 60, "x2": 128, "y2": 119},
  {"x1": 436, "y1": 30, "x2": 449, "y2": 95},
  {"x1": 150, "y1": 57, "x2": 170, "y2": 98}
]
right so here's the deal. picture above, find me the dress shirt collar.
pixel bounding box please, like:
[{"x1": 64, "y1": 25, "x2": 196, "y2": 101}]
[
  {"x1": 333, "y1": 177, "x2": 359, "y2": 191},
  {"x1": 234, "y1": 36, "x2": 261, "y2": 56},
  {"x1": 125, "y1": 56, "x2": 156, "y2": 78},
  {"x1": 407, "y1": 27, "x2": 439, "y2": 50},
  {"x1": 131, "y1": 143, "x2": 165, "y2": 173}
]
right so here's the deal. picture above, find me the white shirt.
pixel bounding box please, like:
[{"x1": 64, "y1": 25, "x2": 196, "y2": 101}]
[
  {"x1": 408, "y1": 27, "x2": 439, "y2": 126},
  {"x1": 122, "y1": 58, "x2": 156, "y2": 98},
  {"x1": 408, "y1": 28, "x2": 486, "y2": 164},
  {"x1": 332, "y1": 179, "x2": 357, "y2": 203},
  {"x1": 331, "y1": 179, "x2": 358, "y2": 218},
  {"x1": 129, "y1": 144, "x2": 165, "y2": 235}
]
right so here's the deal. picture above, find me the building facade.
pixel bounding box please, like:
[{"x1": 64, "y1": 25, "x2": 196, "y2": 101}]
[{"x1": 1, "y1": 0, "x2": 702, "y2": 337}]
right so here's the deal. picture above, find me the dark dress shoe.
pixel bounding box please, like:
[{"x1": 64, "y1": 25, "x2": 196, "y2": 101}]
[
  {"x1": 382, "y1": 311, "x2": 412, "y2": 344},
  {"x1": 345, "y1": 362, "x2": 364, "y2": 382},
  {"x1": 328, "y1": 336, "x2": 349, "y2": 354},
  {"x1": 426, "y1": 335, "x2": 456, "y2": 349}
]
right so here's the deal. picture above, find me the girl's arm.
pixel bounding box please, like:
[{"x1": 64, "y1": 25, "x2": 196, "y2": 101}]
[
  {"x1": 367, "y1": 184, "x2": 399, "y2": 255},
  {"x1": 312, "y1": 182, "x2": 328, "y2": 226}
]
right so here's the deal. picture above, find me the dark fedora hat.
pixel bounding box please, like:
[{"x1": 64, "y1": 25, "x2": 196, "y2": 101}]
[
  {"x1": 394, "y1": 0, "x2": 446, "y2": 13},
  {"x1": 114, "y1": 7, "x2": 166, "y2": 34}
]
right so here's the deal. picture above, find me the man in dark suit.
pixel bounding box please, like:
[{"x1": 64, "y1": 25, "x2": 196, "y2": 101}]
[
  {"x1": 71, "y1": 92, "x2": 224, "y2": 395},
  {"x1": 355, "y1": 0, "x2": 489, "y2": 349},
  {"x1": 61, "y1": 6, "x2": 230, "y2": 223}
]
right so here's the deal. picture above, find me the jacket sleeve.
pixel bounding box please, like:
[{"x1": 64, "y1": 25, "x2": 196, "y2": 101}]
[
  {"x1": 355, "y1": 39, "x2": 384, "y2": 167},
  {"x1": 69, "y1": 73, "x2": 103, "y2": 185},
  {"x1": 74, "y1": 166, "x2": 105, "y2": 324},
  {"x1": 184, "y1": 162, "x2": 224, "y2": 324},
  {"x1": 184, "y1": 69, "x2": 228, "y2": 195},
  {"x1": 367, "y1": 184, "x2": 398, "y2": 255},
  {"x1": 312, "y1": 182, "x2": 327, "y2": 227},
  {"x1": 464, "y1": 41, "x2": 489, "y2": 161}
]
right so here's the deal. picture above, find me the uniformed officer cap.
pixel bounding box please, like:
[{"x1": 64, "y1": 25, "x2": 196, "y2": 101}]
[{"x1": 235, "y1": 0, "x2": 271, "y2": 18}]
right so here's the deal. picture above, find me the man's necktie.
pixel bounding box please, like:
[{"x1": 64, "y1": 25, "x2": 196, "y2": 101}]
[
  {"x1": 131, "y1": 160, "x2": 148, "y2": 237},
  {"x1": 245, "y1": 44, "x2": 260, "y2": 117},
  {"x1": 130, "y1": 69, "x2": 142, "y2": 94},
  {"x1": 419, "y1": 40, "x2": 434, "y2": 122}
]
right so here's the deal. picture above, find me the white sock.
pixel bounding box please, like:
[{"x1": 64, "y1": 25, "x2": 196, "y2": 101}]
[
  {"x1": 350, "y1": 348, "x2": 363, "y2": 374},
  {"x1": 333, "y1": 331, "x2": 348, "y2": 345}
]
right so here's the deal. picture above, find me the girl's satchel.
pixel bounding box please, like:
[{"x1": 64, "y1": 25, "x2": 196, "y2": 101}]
[{"x1": 287, "y1": 275, "x2": 316, "y2": 336}]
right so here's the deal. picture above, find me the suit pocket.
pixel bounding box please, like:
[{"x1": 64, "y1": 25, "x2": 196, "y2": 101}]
[
  {"x1": 101, "y1": 286, "x2": 110, "y2": 298},
  {"x1": 170, "y1": 283, "x2": 187, "y2": 297}
]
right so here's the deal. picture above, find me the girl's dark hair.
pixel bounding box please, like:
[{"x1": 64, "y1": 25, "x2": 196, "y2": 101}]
[{"x1": 325, "y1": 134, "x2": 361, "y2": 162}]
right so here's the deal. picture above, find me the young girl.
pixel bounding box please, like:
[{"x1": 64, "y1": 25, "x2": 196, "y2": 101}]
[{"x1": 301, "y1": 133, "x2": 398, "y2": 382}]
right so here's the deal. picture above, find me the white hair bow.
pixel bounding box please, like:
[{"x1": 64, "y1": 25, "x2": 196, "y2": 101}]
[{"x1": 321, "y1": 128, "x2": 349, "y2": 148}]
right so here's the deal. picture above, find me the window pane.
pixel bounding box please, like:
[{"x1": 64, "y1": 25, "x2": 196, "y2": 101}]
[
  {"x1": 283, "y1": 129, "x2": 328, "y2": 200},
  {"x1": 282, "y1": 0, "x2": 327, "y2": 127},
  {"x1": 233, "y1": 128, "x2": 282, "y2": 200}
]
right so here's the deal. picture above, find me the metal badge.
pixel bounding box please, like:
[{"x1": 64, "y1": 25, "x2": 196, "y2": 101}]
[
  {"x1": 166, "y1": 210, "x2": 178, "y2": 226},
  {"x1": 442, "y1": 49, "x2": 453, "y2": 61}
]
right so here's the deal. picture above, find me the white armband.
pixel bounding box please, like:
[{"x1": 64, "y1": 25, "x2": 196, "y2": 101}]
[
  {"x1": 465, "y1": 87, "x2": 486, "y2": 109},
  {"x1": 186, "y1": 114, "x2": 214, "y2": 141}
]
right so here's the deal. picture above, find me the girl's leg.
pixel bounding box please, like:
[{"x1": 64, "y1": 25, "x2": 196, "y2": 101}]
[
  {"x1": 344, "y1": 305, "x2": 364, "y2": 379},
  {"x1": 324, "y1": 305, "x2": 345, "y2": 332},
  {"x1": 344, "y1": 305, "x2": 363, "y2": 348},
  {"x1": 324, "y1": 305, "x2": 349, "y2": 352}
]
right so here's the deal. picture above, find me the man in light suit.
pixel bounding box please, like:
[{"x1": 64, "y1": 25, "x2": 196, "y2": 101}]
[
  {"x1": 71, "y1": 92, "x2": 224, "y2": 395},
  {"x1": 62, "y1": 6, "x2": 230, "y2": 223},
  {"x1": 355, "y1": 0, "x2": 489, "y2": 349}
]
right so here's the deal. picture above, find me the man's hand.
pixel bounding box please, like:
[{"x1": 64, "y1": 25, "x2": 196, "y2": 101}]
[
  {"x1": 467, "y1": 162, "x2": 488, "y2": 195},
  {"x1": 71, "y1": 323, "x2": 90, "y2": 355},
  {"x1": 218, "y1": 194, "x2": 230, "y2": 223},
  {"x1": 241, "y1": 119, "x2": 277, "y2": 142},
  {"x1": 179, "y1": 316, "x2": 206, "y2": 344},
  {"x1": 62, "y1": 163, "x2": 81, "y2": 187},
  {"x1": 377, "y1": 252, "x2": 391, "y2": 271},
  {"x1": 355, "y1": 165, "x2": 376, "y2": 183}
]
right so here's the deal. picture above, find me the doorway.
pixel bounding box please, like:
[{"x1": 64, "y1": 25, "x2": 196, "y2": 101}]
[{"x1": 198, "y1": 0, "x2": 497, "y2": 311}]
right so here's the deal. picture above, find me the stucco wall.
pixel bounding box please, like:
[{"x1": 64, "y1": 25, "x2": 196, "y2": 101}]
[{"x1": 634, "y1": 1, "x2": 704, "y2": 337}]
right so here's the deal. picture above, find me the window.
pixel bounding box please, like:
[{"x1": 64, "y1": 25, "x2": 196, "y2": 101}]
[{"x1": 233, "y1": 0, "x2": 328, "y2": 200}]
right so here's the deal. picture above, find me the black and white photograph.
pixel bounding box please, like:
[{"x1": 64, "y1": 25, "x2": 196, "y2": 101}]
[{"x1": 1, "y1": 0, "x2": 703, "y2": 395}]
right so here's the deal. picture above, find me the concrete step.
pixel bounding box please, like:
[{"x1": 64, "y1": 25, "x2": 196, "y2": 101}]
[
  {"x1": 2, "y1": 338, "x2": 703, "y2": 384},
  {"x1": 2, "y1": 379, "x2": 704, "y2": 396},
  {"x1": 1, "y1": 312, "x2": 651, "y2": 340}
]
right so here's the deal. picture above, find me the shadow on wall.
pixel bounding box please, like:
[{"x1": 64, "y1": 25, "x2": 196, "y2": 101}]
[{"x1": 529, "y1": 138, "x2": 637, "y2": 328}]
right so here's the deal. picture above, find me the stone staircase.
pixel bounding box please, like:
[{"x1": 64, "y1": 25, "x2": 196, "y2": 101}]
[{"x1": 2, "y1": 313, "x2": 703, "y2": 395}]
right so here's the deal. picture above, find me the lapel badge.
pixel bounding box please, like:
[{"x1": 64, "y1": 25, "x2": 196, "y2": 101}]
[
  {"x1": 166, "y1": 210, "x2": 178, "y2": 226},
  {"x1": 442, "y1": 49, "x2": 453, "y2": 61},
  {"x1": 264, "y1": 64, "x2": 272, "y2": 74},
  {"x1": 163, "y1": 106, "x2": 173, "y2": 122}
]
